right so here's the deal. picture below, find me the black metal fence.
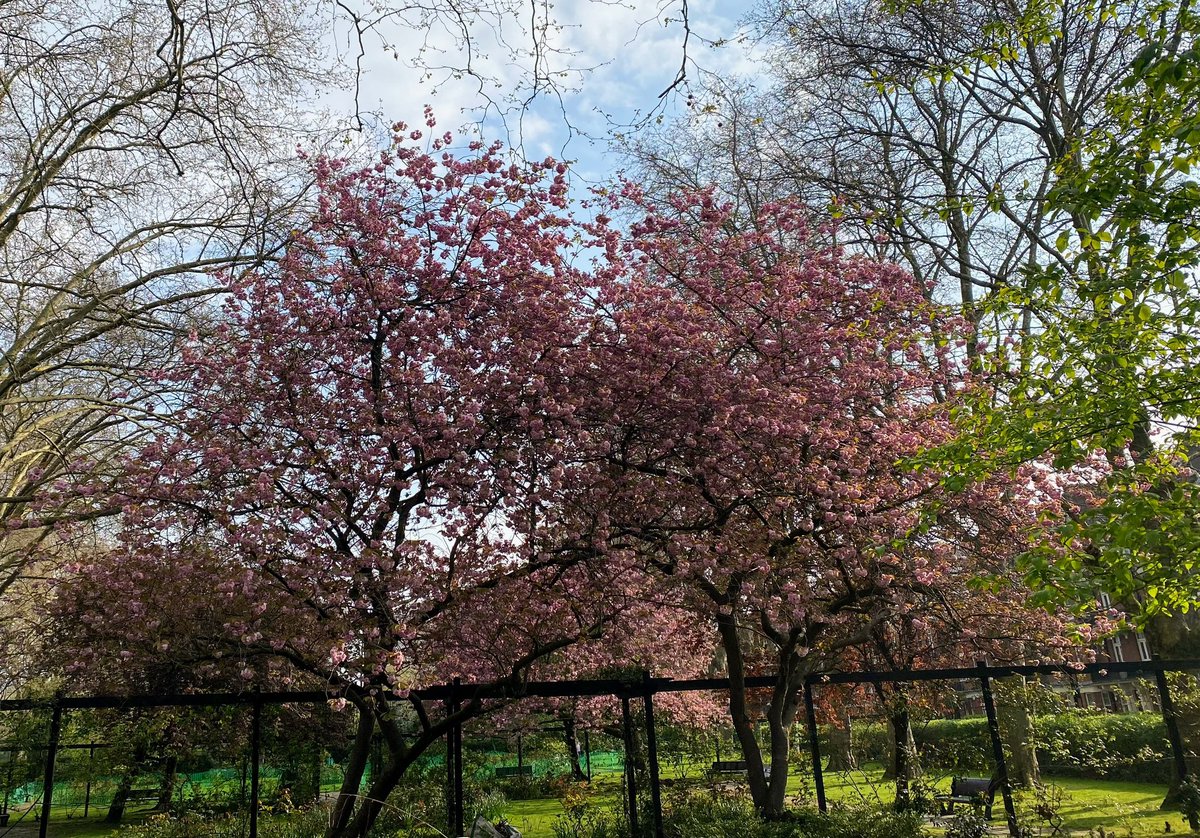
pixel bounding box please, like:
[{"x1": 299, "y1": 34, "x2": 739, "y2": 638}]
[{"x1": 2, "y1": 657, "x2": 1198, "y2": 838}]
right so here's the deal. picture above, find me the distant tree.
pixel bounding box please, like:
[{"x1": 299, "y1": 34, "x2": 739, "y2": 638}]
[{"x1": 0, "y1": 0, "x2": 335, "y2": 661}]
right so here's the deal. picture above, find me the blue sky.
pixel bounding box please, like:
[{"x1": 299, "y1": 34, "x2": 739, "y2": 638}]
[{"x1": 318, "y1": 0, "x2": 764, "y2": 191}]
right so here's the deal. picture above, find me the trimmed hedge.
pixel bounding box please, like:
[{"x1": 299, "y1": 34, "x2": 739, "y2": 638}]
[{"x1": 829, "y1": 711, "x2": 1176, "y2": 781}]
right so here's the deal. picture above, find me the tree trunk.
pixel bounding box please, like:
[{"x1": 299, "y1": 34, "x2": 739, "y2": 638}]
[
  {"x1": 325, "y1": 706, "x2": 376, "y2": 838},
  {"x1": 563, "y1": 718, "x2": 586, "y2": 781},
  {"x1": 763, "y1": 688, "x2": 801, "y2": 819},
  {"x1": 334, "y1": 707, "x2": 459, "y2": 838},
  {"x1": 882, "y1": 707, "x2": 918, "y2": 781},
  {"x1": 106, "y1": 742, "x2": 148, "y2": 823},
  {"x1": 716, "y1": 614, "x2": 771, "y2": 814},
  {"x1": 826, "y1": 712, "x2": 857, "y2": 771},
  {"x1": 998, "y1": 678, "x2": 1040, "y2": 788},
  {"x1": 105, "y1": 774, "x2": 134, "y2": 824},
  {"x1": 1143, "y1": 620, "x2": 1200, "y2": 810},
  {"x1": 887, "y1": 707, "x2": 920, "y2": 810},
  {"x1": 154, "y1": 755, "x2": 177, "y2": 812}
]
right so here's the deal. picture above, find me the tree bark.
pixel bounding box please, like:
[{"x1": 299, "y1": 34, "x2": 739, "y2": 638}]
[
  {"x1": 998, "y1": 678, "x2": 1040, "y2": 788},
  {"x1": 886, "y1": 706, "x2": 920, "y2": 810},
  {"x1": 326, "y1": 706, "x2": 376, "y2": 838},
  {"x1": 105, "y1": 774, "x2": 135, "y2": 824},
  {"x1": 154, "y1": 754, "x2": 177, "y2": 812},
  {"x1": 105, "y1": 742, "x2": 148, "y2": 823},
  {"x1": 716, "y1": 612, "x2": 809, "y2": 818},
  {"x1": 716, "y1": 613, "x2": 772, "y2": 814},
  {"x1": 826, "y1": 712, "x2": 857, "y2": 771},
  {"x1": 563, "y1": 718, "x2": 586, "y2": 781}
]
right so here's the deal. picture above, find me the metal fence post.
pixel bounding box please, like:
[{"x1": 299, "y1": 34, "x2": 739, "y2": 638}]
[
  {"x1": 84, "y1": 743, "x2": 94, "y2": 818},
  {"x1": 38, "y1": 697, "x2": 62, "y2": 838},
  {"x1": 444, "y1": 696, "x2": 454, "y2": 838},
  {"x1": 454, "y1": 679, "x2": 464, "y2": 837},
  {"x1": 978, "y1": 661, "x2": 1019, "y2": 837},
  {"x1": 249, "y1": 696, "x2": 262, "y2": 838},
  {"x1": 1153, "y1": 657, "x2": 1197, "y2": 829},
  {"x1": 1154, "y1": 658, "x2": 1189, "y2": 785},
  {"x1": 584, "y1": 728, "x2": 592, "y2": 781},
  {"x1": 804, "y1": 679, "x2": 827, "y2": 813},
  {"x1": 642, "y1": 672, "x2": 664, "y2": 838},
  {"x1": 621, "y1": 694, "x2": 639, "y2": 836}
]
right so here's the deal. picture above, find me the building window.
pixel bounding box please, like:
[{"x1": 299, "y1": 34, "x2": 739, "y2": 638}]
[
  {"x1": 1110, "y1": 636, "x2": 1125, "y2": 662},
  {"x1": 1137, "y1": 632, "x2": 1152, "y2": 661},
  {"x1": 1100, "y1": 592, "x2": 1112, "y2": 609}
]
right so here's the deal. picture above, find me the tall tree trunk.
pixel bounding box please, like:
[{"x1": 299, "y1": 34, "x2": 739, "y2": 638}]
[
  {"x1": 880, "y1": 698, "x2": 918, "y2": 782},
  {"x1": 106, "y1": 742, "x2": 148, "y2": 823},
  {"x1": 826, "y1": 712, "x2": 857, "y2": 771},
  {"x1": 154, "y1": 755, "x2": 177, "y2": 812},
  {"x1": 1144, "y1": 616, "x2": 1200, "y2": 809},
  {"x1": 886, "y1": 706, "x2": 920, "y2": 810},
  {"x1": 335, "y1": 707, "x2": 459, "y2": 838},
  {"x1": 563, "y1": 718, "x2": 586, "y2": 781},
  {"x1": 763, "y1": 680, "x2": 802, "y2": 819},
  {"x1": 105, "y1": 773, "x2": 135, "y2": 824},
  {"x1": 998, "y1": 678, "x2": 1040, "y2": 788},
  {"x1": 715, "y1": 613, "x2": 773, "y2": 815}
]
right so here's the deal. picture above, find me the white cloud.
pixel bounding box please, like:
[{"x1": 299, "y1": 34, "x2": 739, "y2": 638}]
[{"x1": 300, "y1": 0, "x2": 766, "y2": 188}]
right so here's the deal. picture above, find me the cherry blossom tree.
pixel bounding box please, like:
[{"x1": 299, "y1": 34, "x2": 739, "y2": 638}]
[
  {"x1": 559, "y1": 188, "x2": 1091, "y2": 818},
  {"x1": 41, "y1": 120, "x2": 650, "y2": 838},
  {"x1": 39, "y1": 120, "x2": 1089, "y2": 831}
]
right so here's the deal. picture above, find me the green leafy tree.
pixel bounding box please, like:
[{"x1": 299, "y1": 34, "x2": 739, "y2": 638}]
[{"x1": 968, "y1": 0, "x2": 1200, "y2": 619}]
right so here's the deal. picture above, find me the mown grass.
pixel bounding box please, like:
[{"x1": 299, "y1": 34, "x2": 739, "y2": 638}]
[
  {"x1": 9, "y1": 763, "x2": 1189, "y2": 835},
  {"x1": 498, "y1": 765, "x2": 1188, "y2": 837}
]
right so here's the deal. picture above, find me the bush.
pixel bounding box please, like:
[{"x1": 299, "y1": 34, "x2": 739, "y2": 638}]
[
  {"x1": 1034, "y1": 710, "x2": 1171, "y2": 782},
  {"x1": 942, "y1": 806, "x2": 990, "y2": 838},
  {"x1": 834, "y1": 711, "x2": 1173, "y2": 782},
  {"x1": 660, "y1": 787, "x2": 924, "y2": 838},
  {"x1": 121, "y1": 806, "x2": 332, "y2": 838},
  {"x1": 552, "y1": 781, "x2": 626, "y2": 838},
  {"x1": 1035, "y1": 711, "x2": 1167, "y2": 764},
  {"x1": 913, "y1": 719, "x2": 992, "y2": 773}
]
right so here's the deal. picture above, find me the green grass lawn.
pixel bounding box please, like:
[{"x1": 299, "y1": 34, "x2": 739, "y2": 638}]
[
  {"x1": 9, "y1": 764, "x2": 1190, "y2": 836},
  {"x1": 495, "y1": 765, "x2": 1189, "y2": 838}
]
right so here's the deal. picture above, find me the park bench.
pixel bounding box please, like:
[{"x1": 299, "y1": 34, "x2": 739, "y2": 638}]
[
  {"x1": 708, "y1": 761, "x2": 771, "y2": 780},
  {"x1": 494, "y1": 765, "x2": 533, "y2": 778},
  {"x1": 710, "y1": 760, "x2": 747, "y2": 775},
  {"x1": 470, "y1": 814, "x2": 522, "y2": 837},
  {"x1": 936, "y1": 776, "x2": 998, "y2": 819}
]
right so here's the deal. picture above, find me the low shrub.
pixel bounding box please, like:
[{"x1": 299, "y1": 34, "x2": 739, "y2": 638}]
[
  {"x1": 660, "y1": 787, "x2": 924, "y2": 838},
  {"x1": 835, "y1": 710, "x2": 1173, "y2": 782},
  {"x1": 552, "y1": 781, "x2": 626, "y2": 838},
  {"x1": 121, "y1": 805, "x2": 331, "y2": 838},
  {"x1": 121, "y1": 802, "x2": 431, "y2": 837},
  {"x1": 1035, "y1": 710, "x2": 1168, "y2": 765},
  {"x1": 942, "y1": 806, "x2": 990, "y2": 838}
]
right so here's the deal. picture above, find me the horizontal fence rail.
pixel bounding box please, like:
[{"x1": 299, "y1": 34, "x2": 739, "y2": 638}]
[
  {"x1": 4, "y1": 657, "x2": 1198, "y2": 838},
  {"x1": 5, "y1": 658, "x2": 1197, "y2": 711}
]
